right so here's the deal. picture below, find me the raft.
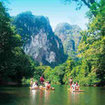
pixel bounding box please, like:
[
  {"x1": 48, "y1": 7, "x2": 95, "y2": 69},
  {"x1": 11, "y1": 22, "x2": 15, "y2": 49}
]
[
  {"x1": 72, "y1": 90, "x2": 84, "y2": 92},
  {"x1": 30, "y1": 87, "x2": 39, "y2": 90},
  {"x1": 30, "y1": 86, "x2": 55, "y2": 90},
  {"x1": 68, "y1": 88, "x2": 84, "y2": 92},
  {"x1": 40, "y1": 87, "x2": 55, "y2": 90}
]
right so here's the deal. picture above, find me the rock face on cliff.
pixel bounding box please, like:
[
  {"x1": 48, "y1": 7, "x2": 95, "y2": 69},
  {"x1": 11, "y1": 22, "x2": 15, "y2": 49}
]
[
  {"x1": 13, "y1": 12, "x2": 66, "y2": 67},
  {"x1": 54, "y1": 23, "x2": 81, "y2": 57}
]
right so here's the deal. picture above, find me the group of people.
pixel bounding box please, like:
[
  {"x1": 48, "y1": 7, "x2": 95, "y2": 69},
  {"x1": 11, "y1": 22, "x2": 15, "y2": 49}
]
[
  {"x1": 30, "y1": 76, "x2": 79, "y2": 91},
  {"x1": 69, "y1": 78, "x2": 80, "y2": 91},
  {"x1": 30, "y1": 76, "x2": 52, "y2": 90}
]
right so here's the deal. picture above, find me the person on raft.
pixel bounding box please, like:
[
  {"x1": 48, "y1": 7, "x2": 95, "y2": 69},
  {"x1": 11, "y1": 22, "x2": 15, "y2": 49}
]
[
  {"x1": 72, "y1": 82, "x2": 75, "y2": 90},
  {"x1": 75, "y1": 82, "x2": 80, "y2": 90},
  {"x1": 30, "y1": 78, "x2": 33, "y2": 87},
  {"x1": 45, "y1": 81, "x2": 51, "y2": 90},
  {"x1": 69, "y1": 77, "x2": 73, "y2": 87},
  {"x1": 32, "y1": 81, "x2": 38, "y2": 89},
  {"x1": 40, "y1": 75, "x2": 44, "y2": 84}
]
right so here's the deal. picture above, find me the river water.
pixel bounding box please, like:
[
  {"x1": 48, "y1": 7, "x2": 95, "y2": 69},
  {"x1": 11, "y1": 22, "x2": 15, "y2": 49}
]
[{"x1": 0, "y1": 85, "x2": 105, "y2": 105}]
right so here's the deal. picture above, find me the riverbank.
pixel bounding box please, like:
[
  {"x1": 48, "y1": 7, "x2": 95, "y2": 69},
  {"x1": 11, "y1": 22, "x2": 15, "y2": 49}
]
[{"x1": 0, "y1": 82, "x2": 105, "y2": 87}]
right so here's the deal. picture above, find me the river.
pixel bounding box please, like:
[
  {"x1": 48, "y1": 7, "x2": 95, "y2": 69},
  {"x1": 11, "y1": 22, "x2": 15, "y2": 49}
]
[{"x1": 0, "y1": 85, "x2": 105, "y2": 105}]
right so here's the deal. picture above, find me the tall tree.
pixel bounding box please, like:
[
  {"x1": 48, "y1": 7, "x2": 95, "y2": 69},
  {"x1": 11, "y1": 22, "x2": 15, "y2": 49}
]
[
  {"x1": 64, "y1": 0, "x2": 96, "y2": 8},
  {"x1": 0, "y1": 1, "x2": 21, "y2": 81},
  {"x1": 77, "y1": 0, "x2": 105, "y2": 85},
  {"x1": 0, "y1": 2, "x2": 35, "y2": 83}
]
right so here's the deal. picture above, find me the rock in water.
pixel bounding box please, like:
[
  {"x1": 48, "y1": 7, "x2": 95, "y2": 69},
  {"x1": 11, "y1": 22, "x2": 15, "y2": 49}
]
[
  {"x1": 13, "y1": 12, "x2": 66, "y2": 67},
  {"x1": 54, "y1": 23, "x2": 81, "y2": 57}
]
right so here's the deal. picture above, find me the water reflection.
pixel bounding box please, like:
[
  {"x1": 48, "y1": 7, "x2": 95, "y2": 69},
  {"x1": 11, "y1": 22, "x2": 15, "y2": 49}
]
[
  {"x1": 0, "y1": 86, "x2": 105, "y2": 105},
  {"x1": 30, "y1": 89, "x2": 45, "y2": 105},
  {"x1": 30, "y1": 89, "x2": 51, "y2": 105},
  {"x1": 44, "y1": 90, "x2": 50, "y2": 105},
  {"x1": 30, "y1": 90, "x2": 37, "y2": 99},
  {"x1": 45, "y1": 90, "x2": 50, "y2": 100},
  {"x1": 67, "y1": 89, "x2": 84, "y2": 105},
  {"x1": 30, "y1": 89, "x2": 38, "y2": 105}
]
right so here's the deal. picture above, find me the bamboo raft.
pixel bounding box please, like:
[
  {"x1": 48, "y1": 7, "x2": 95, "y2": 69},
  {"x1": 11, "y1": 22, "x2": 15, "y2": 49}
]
[
  {"x1": 68, "y1": 88, "x2": 84, "y2": 92},
  {"x1": 30, "y1": 86, "x2": 55, "y2": 90}
]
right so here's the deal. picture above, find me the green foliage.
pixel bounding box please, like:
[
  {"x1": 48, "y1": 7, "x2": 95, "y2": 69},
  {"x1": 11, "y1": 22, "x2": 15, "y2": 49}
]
[
  {"x1": 64, "y1": 0, "x2": 96, "y2": 9},
  {"x1": 43, "y1": 57, "x2": 75, "y2": 84},
  {"x1": 34, "y1": 65, "x2": 51, "y2": 81},
  {"x1": 43, "y1": 0, "x2": 105, "y2": 86},
  {"x1": 21, "y1": 77, "x2": 31, "y2": 85},
  {"x1": 0, "y1": 2, "x2": 37, "y2": 83},
  {"x1": 76, "y1": 0, "x2": 105, "y2": 85}
]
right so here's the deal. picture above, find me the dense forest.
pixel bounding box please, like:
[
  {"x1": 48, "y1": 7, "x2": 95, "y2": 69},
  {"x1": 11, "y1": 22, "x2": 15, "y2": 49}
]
[{"x1": 0, "y1": 0, "x2": 105, "y2": 86}]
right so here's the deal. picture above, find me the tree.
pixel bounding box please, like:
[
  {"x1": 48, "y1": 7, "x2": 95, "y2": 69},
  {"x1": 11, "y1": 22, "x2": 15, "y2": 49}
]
[
  {"x1": 0, "y1": 2, "x2": 22, "y2": 81},
  {"x1": 0, "y1": 2, "x2": 36, "y2": 83},
  {"x1": 64, "y1": 0, "x2": 96, "y2": 9},
  {"x1": 64, "y1": 0, "x2": 99, "y2": 16},
  {"x1": 77, "y1": 0, "x2": 105, "y2": 85}
]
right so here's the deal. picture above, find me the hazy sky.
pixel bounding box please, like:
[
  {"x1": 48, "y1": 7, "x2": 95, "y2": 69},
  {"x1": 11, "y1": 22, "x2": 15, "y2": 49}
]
[{"x1": 6, "y1": 0, "x2": 89, "y2": 30}]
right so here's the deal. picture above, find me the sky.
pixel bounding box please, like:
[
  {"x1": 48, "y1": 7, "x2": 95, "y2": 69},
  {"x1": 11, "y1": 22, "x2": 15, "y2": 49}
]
[{"x1": 5, "y1": 0, "x2": 89, "y2": 30}]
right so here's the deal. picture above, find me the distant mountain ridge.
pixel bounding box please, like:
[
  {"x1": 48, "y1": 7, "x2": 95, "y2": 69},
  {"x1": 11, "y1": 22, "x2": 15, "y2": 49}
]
[
  {"x1": 54, "y1": 23, "x2": 81, "y2": 57},
  {"x1": 12, "y1": 12, "x2": 81, "y2": 66},
  {"x1": 12, "y1": 12, "x2": 67, "y2": 67}
]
